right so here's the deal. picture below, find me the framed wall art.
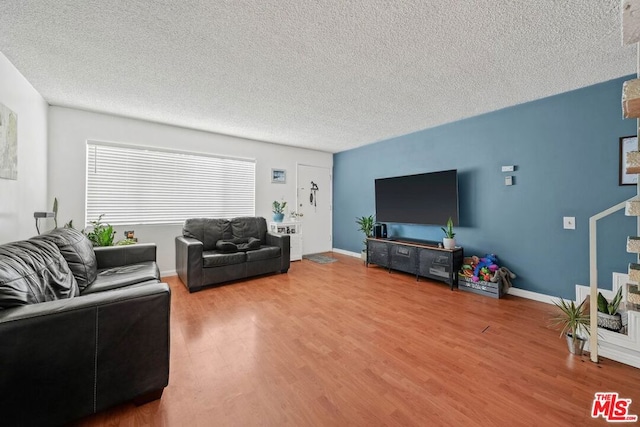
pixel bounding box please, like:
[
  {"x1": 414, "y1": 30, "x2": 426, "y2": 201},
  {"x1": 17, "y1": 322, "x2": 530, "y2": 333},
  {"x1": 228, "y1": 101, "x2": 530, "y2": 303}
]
[
  {"x1": 0, "y1": 102, "x2": 18, "y2": 180},
  {"x1": 620, "y1": 135, "x2": 638, "y2": 186},
  {"x1": 271, "y1": 168, "x2": 286, "y2": 184}
]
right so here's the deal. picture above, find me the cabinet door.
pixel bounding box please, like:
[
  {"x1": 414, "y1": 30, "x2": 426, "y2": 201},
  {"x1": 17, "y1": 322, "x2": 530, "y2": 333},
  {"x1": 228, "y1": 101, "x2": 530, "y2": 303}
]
[
  {"x1": 418, "y1": 249, "x2": 453, "y2": 283},
  {"x1": 390, "y1": 244, "x2": 417, "y2": 274},
  {"x1": 367, "y1": 240, "x2": 389, "y2": 267}
]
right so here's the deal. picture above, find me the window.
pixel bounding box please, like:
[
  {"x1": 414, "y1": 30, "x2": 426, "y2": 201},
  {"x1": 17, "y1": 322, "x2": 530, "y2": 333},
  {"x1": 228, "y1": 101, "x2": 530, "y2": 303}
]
[{"x1": 86, "y1": 141, "x2": 255, "y2": 225}]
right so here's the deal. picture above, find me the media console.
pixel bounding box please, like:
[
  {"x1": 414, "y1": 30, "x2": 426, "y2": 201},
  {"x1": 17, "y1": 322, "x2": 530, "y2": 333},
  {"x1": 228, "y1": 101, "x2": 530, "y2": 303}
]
[{"x1": 366, "y1": 237, "x2": 464, "y2": 289}]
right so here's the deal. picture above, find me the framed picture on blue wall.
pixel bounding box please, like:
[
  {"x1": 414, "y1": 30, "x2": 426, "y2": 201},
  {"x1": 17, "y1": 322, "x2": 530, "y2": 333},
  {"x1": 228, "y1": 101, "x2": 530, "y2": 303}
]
[{"x1": 620, "y1": 135, "x2": 638, "y2": 186}]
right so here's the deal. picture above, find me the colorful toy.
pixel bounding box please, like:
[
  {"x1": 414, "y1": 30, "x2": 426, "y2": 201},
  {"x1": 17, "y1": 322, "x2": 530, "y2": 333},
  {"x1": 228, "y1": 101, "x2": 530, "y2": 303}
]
[
  {"x1": 459, "y1": 253, "x2": 517, "y2": 293},
  {"x1": 491, "y1": 266, "x2": 517, "y2": 292},
  {"x1": 472, "y1": 254, "x2": 499, "y2": 282}
]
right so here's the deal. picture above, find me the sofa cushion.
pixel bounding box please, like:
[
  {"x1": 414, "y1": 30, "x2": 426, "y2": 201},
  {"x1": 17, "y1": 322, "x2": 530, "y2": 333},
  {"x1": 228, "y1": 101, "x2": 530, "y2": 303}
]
[
  {"x1": 183, "y1": 218, "x2": 232, "y2": 251},
  {"x1": 203, "y1": 251, "x2": 246, "y2": 268},
  {"x1": 216, "y1": 240, "x2": 238, "y2": 253},
  {"x1": 0, "y1": 239, "x2": 79, "y2": 308},
  {"x1": 245, "y1": 246, "x2": 281, "y2": 262},
  {"x1": 231, "y1": 217, "x2": 267, "y2": 244},
  {"x1": 40, "y1": 227, "x2": 97, "y2": 291},
  {"x1": 82, "y1": 261, "x2": 160, "y2": 295}
]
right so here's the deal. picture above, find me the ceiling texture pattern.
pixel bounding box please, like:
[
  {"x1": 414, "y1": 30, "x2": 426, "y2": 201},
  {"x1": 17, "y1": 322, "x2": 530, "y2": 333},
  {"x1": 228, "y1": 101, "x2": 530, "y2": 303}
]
[{"x1": 0, "y1": 1, "x2": 635, "y2": 153}]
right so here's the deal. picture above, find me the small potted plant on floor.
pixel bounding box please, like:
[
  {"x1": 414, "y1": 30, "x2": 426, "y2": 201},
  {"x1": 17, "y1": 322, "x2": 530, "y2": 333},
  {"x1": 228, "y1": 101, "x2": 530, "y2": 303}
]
[
  {"x1": 441, "y1": 217, "x2": 456, "y2": 249},
  {"x1": 356, "y1": 215, "x2": 375, "y2": 261},
  {"x1": 272, "y1": 200, "x2": 287, "y2": 222},
  {"x1": 551, "y1": 297, "x2": 590, "y2": 355},
  {"x1": 597, "y1": 288, "x2": 623, "y2": 332}
]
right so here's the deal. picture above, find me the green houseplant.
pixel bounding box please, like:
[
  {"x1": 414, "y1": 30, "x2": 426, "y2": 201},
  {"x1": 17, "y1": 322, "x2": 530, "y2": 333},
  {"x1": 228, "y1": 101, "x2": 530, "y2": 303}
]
[
  {"x1": 272, "y1": 200, "x2": 287, "y2": 223},
  {"x1": 551, "y1": 297, "x2": 590, "y2": 355},
  {"x1": 441, "y1": 217, "x2": 456, "y2": 249},
  {"x1": 356, "y1": 215, "x2": 375, "y2": 261},
  {"x1": 597, "y1": 288, "x2": 623, "y2": 332},
  {"x1": 83, "y1": 214, "x2": 115, "y2": 247}
]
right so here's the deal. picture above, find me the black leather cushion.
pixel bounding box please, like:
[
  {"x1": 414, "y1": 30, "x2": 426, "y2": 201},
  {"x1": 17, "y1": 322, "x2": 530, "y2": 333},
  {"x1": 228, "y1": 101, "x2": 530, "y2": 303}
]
[
  {"x1": 231, "y1": 217, "x2": 267, "y2": 244},
  {"x1": 40, "y1": 228, "x2": 97, "y2": 291},
  {"x1": 0, "y1": 238, "x2": 79, "y2": 308},
  {"x1": 202, "y1": 251, "x2": 246, "y2": 268},
  {"x1": 245, "y1": 246, "x2": 281, "y2": 262},
  {"x1": 216, "y1": 240, "x2": 238, "y2": 253},
  {"x1": 183, "y1": 218, "x2": 232, "y2": 251},
  {"x1": 83, "y1": 261, "x2": 160, "y2": 294}
]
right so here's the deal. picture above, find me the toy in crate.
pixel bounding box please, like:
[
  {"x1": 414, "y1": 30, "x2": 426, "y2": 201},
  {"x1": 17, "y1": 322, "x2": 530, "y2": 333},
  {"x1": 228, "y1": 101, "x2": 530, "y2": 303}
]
[{"x1": 458, "y1": 254, "x2": 516, "y2": 299}]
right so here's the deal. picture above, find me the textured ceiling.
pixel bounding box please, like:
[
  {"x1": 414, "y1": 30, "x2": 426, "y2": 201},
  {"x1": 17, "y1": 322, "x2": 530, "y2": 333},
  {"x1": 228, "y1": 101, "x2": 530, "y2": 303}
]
[{"x1": 0, "y1": 1, "x2": 635, "y2": 153}]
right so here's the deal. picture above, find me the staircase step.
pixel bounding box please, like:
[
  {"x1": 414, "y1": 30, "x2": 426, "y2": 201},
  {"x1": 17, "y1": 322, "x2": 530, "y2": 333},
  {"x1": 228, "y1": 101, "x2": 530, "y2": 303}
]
[
  {"x1": 627, "y1": 151, "x2": 640, "y2": 174},
  {"x1": 623, "y1": 78, "x2": 640, "y2": 118},
  {"x1": 629, "y1": 237, "x2": 640, "y2": 253},
  {"x1": 626, "y1": 200, "x2": 640, "y2": 216},
  {"x1": 630, "y1": 263, "x2": 640, "y2": 282}
]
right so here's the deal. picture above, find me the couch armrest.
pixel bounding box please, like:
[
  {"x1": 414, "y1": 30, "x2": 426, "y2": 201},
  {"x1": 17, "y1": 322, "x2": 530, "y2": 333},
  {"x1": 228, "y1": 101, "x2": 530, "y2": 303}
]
[
  {"x1": 0, "y1": 282, "x2": 170, "y2": 426},
  {"x1": 266, "y1": 232, "x2": 290, "y2": 273},
  {"x1": 175, "y1": 236, "x2": 203, "y2": 291},
  {"x1": 94, "y1": 243, "x2": 157, "y2": 269}
]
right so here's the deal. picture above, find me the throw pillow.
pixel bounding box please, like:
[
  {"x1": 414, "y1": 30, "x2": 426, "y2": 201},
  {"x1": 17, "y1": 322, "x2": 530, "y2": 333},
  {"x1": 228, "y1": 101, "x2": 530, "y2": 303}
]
[
  {"x1": 40, "y1": 228, "x2": 97, "y2": 291},
  {"x1": 216, "y1": 240, "x2": 238, "y2": 253},
  {"x1": 234, "y1": 237, "x2": 261, "y2": 252}
]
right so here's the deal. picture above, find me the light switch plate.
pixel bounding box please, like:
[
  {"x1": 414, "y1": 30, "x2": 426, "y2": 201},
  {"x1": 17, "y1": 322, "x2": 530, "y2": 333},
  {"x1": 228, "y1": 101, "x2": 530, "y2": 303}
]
[
  {"x1": 563, "y1": 216, "x2": 575, "y2": 230},
  {"x1": 501, "y1": 165, "x2": 515, "y2": 172}
]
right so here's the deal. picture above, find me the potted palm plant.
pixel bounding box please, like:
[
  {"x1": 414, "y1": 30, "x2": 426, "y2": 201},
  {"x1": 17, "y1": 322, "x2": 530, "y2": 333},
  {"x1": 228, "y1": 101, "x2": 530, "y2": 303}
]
[
  {"x1": 597, "y1": 288, "x2": 623, "y2": 332},
  {"x1": 551, "y1": 297, "x2": 590, "y2": 355},
  {"x1": 272, "y1": 200, "x2": 287, "y2": 222},
  {"x1": 441, "y1": 217, "x2": 456, "y2": 249},
  {"x1": 356, "y1": 215, "x2": 375, "y2": 261}
]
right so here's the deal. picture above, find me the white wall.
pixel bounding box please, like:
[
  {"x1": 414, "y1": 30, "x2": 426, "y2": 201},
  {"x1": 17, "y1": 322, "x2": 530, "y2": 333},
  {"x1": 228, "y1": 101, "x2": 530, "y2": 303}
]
[
  {"x1": 48, "y1": 106, "x2": 333, "y2": 275},
  {"x1": 0, "y1": 53, "x2": 48, "y2": 243}
]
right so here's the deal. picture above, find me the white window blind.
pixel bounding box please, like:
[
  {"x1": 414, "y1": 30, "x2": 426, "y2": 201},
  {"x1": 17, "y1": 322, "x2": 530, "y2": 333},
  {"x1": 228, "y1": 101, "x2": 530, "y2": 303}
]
[{"x1": 86, "y1": 142, "x2": 255, "y2": 225}]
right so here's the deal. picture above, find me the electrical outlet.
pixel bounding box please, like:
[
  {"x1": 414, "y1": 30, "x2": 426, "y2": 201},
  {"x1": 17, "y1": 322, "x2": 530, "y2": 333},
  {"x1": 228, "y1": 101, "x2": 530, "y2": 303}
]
[
  {"x1": 505, "y1": 176, "x2": 513, "y2": 186},
  {"x1": 563, "y1": 216, "x2": 575, "y2": 230}
]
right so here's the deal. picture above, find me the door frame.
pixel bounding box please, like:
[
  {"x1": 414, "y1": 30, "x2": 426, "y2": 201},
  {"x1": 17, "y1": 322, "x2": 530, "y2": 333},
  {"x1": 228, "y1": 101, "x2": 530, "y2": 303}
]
[{"x1": 296, "y1": 163, "x2": 333, "y2": 254}]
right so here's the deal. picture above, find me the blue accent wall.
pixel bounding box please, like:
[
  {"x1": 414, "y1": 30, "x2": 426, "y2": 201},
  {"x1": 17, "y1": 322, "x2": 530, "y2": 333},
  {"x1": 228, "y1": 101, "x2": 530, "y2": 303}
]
[{"x1": 333, "y1": 77, "x2": 636, "y2": 299}]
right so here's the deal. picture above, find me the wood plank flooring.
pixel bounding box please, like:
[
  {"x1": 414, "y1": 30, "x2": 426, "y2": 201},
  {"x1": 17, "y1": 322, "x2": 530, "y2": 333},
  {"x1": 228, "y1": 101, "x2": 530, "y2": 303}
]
[{"x1": 74, "y1": 253, "x2": 640, "y2": 426}]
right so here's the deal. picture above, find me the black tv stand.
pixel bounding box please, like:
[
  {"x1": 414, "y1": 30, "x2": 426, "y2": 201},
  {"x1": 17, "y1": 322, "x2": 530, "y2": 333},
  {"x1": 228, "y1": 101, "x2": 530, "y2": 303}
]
[{"x1": 366, "y1": 237, "x2": 463, "y2": 289}]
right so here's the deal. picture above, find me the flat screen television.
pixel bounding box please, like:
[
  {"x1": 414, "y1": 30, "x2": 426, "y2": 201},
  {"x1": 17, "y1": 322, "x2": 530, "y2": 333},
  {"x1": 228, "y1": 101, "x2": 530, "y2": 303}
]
[{"x1": 375, "y1": 169, "x2": 459, "y2": 226}]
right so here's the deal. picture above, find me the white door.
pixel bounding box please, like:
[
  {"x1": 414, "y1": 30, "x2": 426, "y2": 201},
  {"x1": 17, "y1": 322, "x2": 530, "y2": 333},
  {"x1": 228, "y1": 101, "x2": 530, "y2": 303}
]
[{"x1": 296, "y1": 164, "x2": 332, "y2": 255}]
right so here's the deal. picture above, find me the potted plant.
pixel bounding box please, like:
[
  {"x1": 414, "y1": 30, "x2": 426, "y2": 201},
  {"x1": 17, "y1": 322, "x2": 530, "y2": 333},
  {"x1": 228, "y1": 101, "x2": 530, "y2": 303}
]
[
  {"x1": 272, "y1": 200, "x2": 287, "y2": 222},
  {"x1": 551, "y1": 297, "x2": 590, "y2": 355},
  {"x1": 356, "y1": 215, "x2": 375, "y2": 261},
  {"x1": 441, "y1": 217, "x2": 456, "y2": 249},
  {"x1": 597, "y1": 288, "x2": 623, "y2": 332},
  {"x1": 83, "y1": 214, "x2": 115, "y2": 247}
]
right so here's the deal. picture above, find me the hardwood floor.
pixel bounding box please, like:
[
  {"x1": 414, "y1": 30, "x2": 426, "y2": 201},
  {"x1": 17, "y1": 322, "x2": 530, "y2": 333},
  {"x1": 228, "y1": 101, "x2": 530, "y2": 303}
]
[{"x1": 74, "y1": 253, "x2": 640, "y2": 426}]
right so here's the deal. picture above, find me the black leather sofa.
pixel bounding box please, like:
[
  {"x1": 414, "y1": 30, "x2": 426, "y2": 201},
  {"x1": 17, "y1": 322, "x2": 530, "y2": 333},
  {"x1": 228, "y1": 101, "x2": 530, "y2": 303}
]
[
  {"x1": 0, "y1": 227, "x2": 170, "y2": 426},
  {"x1": 175, "y1": 217, "x2": 290, "y2": 292}
]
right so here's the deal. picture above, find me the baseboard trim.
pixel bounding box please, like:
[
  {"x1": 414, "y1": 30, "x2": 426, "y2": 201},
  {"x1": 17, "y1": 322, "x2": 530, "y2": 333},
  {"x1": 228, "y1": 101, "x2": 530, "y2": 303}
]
[
  {"x1": 332, "y1": 248, "x2": 361, "y2": 258},
  {"x1": 507, "y1": 287, "x2": 555, "y2": 305},
  {"x1": 160, "y1": 269, "x2": 177, "y2": 278}
]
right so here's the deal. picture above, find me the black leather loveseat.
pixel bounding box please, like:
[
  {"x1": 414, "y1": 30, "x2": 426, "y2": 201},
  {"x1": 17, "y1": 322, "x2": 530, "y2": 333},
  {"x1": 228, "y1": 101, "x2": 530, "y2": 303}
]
[
  {"x1": 0, "y1": 227, "x2": 170, "y2": 426},
  {"x1": 175, "y1": 217, "x2": 290, "y2": 292}
]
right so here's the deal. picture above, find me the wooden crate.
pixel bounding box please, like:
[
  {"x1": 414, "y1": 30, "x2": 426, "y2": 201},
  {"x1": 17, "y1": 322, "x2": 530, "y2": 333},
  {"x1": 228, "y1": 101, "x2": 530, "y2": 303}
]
[{"x1": 458, "y1": 276, "x2": 504, "y2": 299}]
